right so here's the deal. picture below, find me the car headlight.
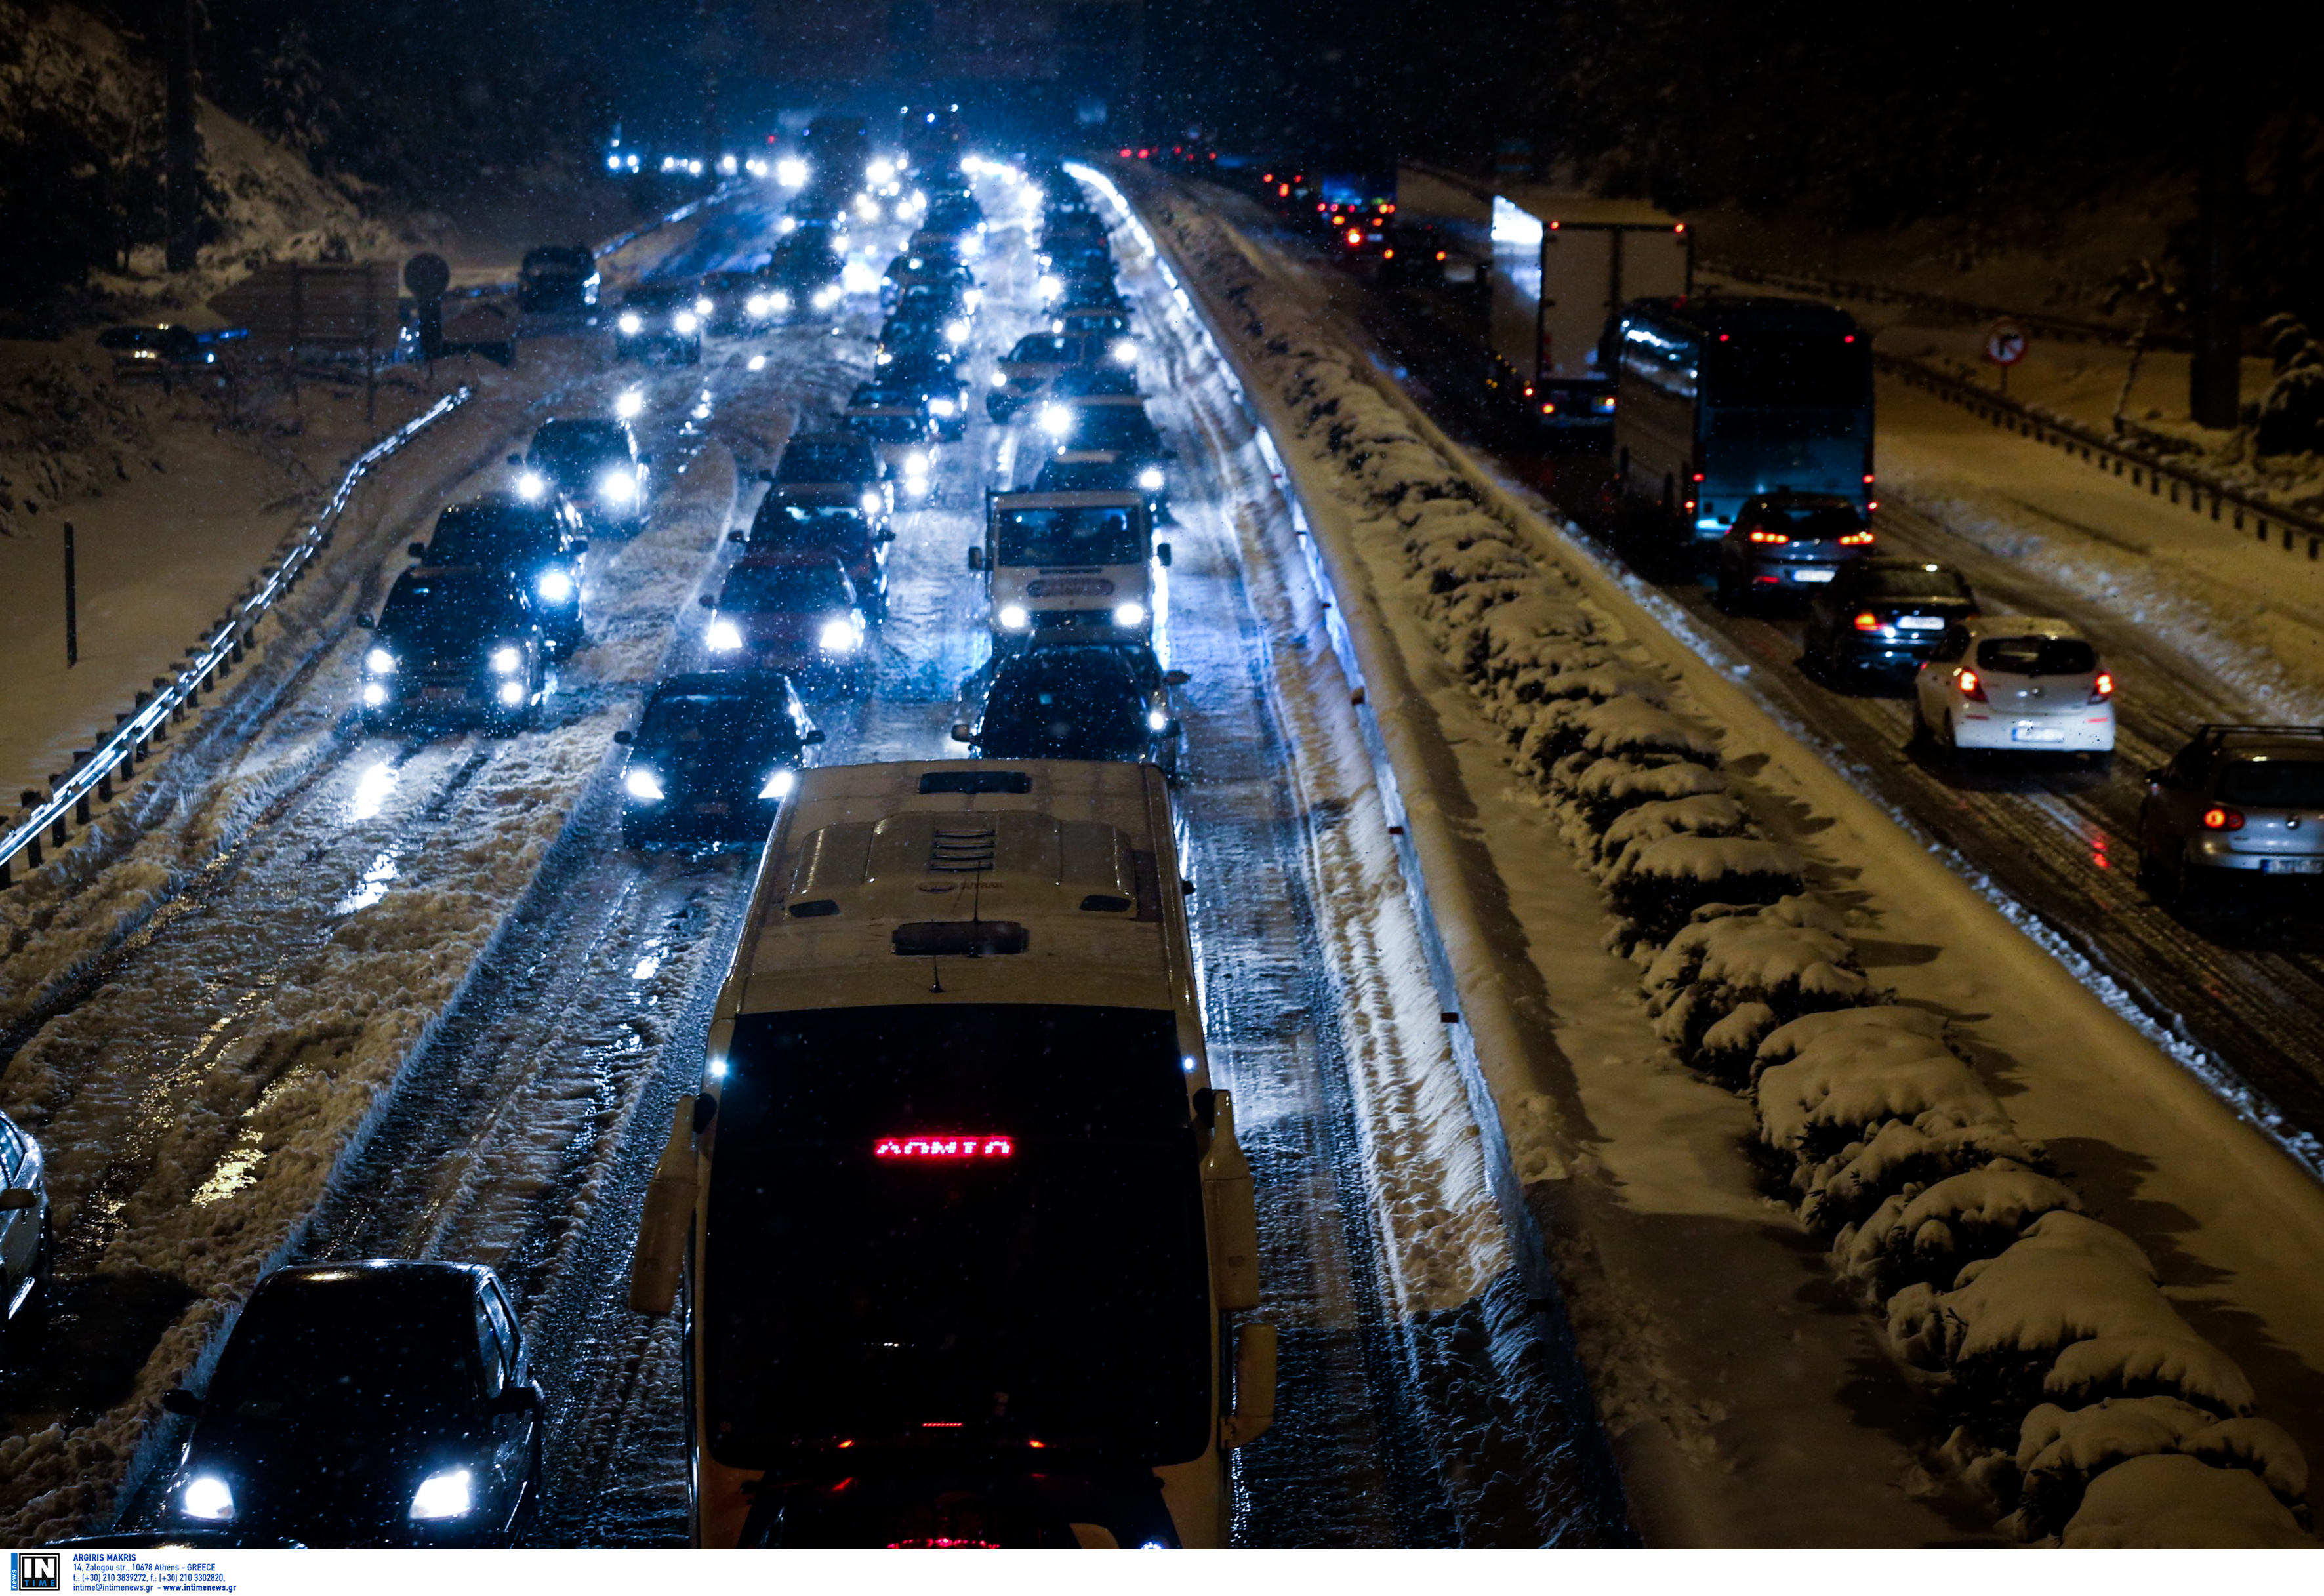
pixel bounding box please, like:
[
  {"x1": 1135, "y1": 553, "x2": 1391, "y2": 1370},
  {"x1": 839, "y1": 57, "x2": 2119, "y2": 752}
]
[
  {"x1": 818, "y1": 618, "x2": 860, "y2": 653},
  {"x1": 990, "y1": 369, "x2": 1009, "y2": 388},
  {"x1": 514, "y1": 469, "x2": 548, "y2": 501},
  {"x1": 929, "y1": 396, "x2": 955, "y2": 417},
  {"x1": 860, "y1": 489, "x2": 884, "y2": 515},
  {"x1": 1138, "y1": 466, "x2": 1164, "y2": 491},
  {"x1": 409, "y1": 1468, "x2": 474, "y2": 1522},
  {"x1": 997, "y1": 604, "x2": 1030, "y2": 630},
  {"x1": 617, "y1": 312, "x2": 643, "y2": 334},
  {"x1": 694, "y1": 295, "x2": 714, "y2": 316},
  {"x1": 674, "y1": 311, "x2": 700, "y2": 335},
  {"x1": 1112, "y1": 338, "x2": 1138, "y2": 365},
  {"x1": 1038, "y1": 274, "x2": 1061, "y2": 299},
  {"x1": 365, "y1": 647, "x2": 397, "y2": 674},
  {"x1": 1148, "y1": 708, "x2": 1169, "y2": 731},
  {"x1": 537, "y1": 569, "x2": 573, "y2": 602},
  {"x1": 1038, "y1": 404, "x2": 1073, "y2": 437},
  {"x1": 706, "y1": 619, "x2": 743, "y2": 651},
  {"x1": 624, "y1": 767, "x2": 665, "y2": 803},
  {"x1": 813, "y1": 284, "x2": 841, "y2": 309},
  {"x1": 771, "y1": 289, "x2": 792, "y2": 312},
  {"x1": 615, "y1": 389, "x2": 645, "y2": 419},
  {"x1": 491, "y1": 645, "x2": 521, "y2": 674},
  {"x1": 759, "y1": 767, "x2": 796, "y2": 801},
  {"x1": 363, "y1": 682, "x2": 388, "y2": 706},
  {"x1": 597, "y1": 469, "x2": 636, "y2": 504},
  {"x1": 498, "y1": 680, "x2": 526, "y2": 706},
  {"x1": 181, "y1": 1475, "x2": 234, "y2": 1522},
  {"x1": 746, "y1": 293, "x2": 769, "y2": 316},
  {"x1": 874, "y1": 350, "x2": 893, "y2": 365},
  {"x1": 1114, "y1": 601, "x2": 1147, "y2": 628},
  {"x1": 777, "y1": 158, "x2": 807, "y2": 187},
  {"x1": 905, "y1": 450, "x2": 929, "y2": 474},
  {"x1": 945, "y1": 319, "x2": 970, "y2": 345}
]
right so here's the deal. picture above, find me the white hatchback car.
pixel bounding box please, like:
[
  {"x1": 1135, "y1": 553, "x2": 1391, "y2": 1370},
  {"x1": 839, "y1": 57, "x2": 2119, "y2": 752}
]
[
  {"x1": 1, "y1": 1109, "x2": 47, "y2": 1332},
  {"x1": 1913, "y1": 617, "x2": 2115, "y2": 758}
]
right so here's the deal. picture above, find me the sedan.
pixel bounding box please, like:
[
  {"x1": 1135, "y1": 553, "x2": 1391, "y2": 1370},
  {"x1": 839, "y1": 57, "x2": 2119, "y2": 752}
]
[
  {"x1": 2138, "y1": 724, "x2": 2324, "y2": 904},
  {"x1": 1802, "y1": 560, "x2": 1978, "y2": 677},
  {"x1": 1912, "y1": 617, "x2": 2115, "y2": 759},
  {"x1": 1713, "y1": 491, "x2": 1877, "y2": 609},
  {"x1": 952, "y1": 642, "x2": 1189, "y2": 779},
  {"x1": 0, "y1": 1111, "x2": 48, "y2": 1344},
  {"x1": 616, "y1": 670, "x2": 824, "y2": 848},
  {"x1": 613, "y1": 282, "x2": 704, "y2": 363},
  {"x1": 699, "y1": 555, "x2": 871, "y2": 690},
  {"x1": 407, "y1": 493, "x2": 588, "y2": 657},
  {"x1": 155, "y1": 1261, "x2": 543, "y2": 1546},
  {"x1": 524, "y1": 417, "x2": 648, "y2": 537}
]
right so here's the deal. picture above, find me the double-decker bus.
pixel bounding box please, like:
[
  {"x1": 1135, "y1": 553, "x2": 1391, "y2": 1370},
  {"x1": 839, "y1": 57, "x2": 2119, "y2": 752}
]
[
  {"x1": 1610, "y1": 295, "x2": 1875, "y2": 554},
  {"x1": 628, "y1": 759, "x2": 1273, "y2": 1548}
]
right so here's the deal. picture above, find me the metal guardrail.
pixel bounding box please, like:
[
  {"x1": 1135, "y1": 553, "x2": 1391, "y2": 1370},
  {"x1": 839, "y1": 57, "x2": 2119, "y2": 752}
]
[
  {"x1": 0, "y1": 386, "x2": 474, "y2": 892},
  {"x1": 1875, "y1": 349, "x2": 2324, "y2": 558},
  {"x1": 1705, "y1": 256, "x2": 2178, "y2": 350}
]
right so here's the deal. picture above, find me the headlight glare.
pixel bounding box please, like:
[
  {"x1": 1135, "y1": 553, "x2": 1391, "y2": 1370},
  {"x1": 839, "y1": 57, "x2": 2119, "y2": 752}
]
[
  {"x1": 597, "y1": 470, "x2": 636, "y2": 504},
  {"x1": 706, "y1": 619, "x2": 743, "y2": 651},
  {"x1": 1112, "y1": 338, "x2": 1138, "y2": 365},
  {"x1": 674, "y1": 311, "x2": 700, "y2": 335},
  {"x1": 617, "y1": 312, "x2": 643, "y2": 335},
  {"x1": 945, "y1": 320, "x2": 969, "y2": 345},
  {"x1": 997, "y1": 604, "x2": 1030, "y2": 631},
  {"x1": 537, "y1": 569, "x2": 573, "y2": 602},
  {"x1": 182, "y1": 1475, "x2": 234, "y2": 1522},
  {"x1": 514, "y1": 470, "x2": 547, "y2": 501},
  {"x1": 818, "y1": 619, "x2": 860, "y2": 653},
  {"x1": 624, "y1": 767, "x2": 665, "y2": 802},
  {"x1": 771, "y1": 289, "x2": 792, "y2": 311},
  {"x1": 860, "y1": 490, "x2": 884, "y2": 515},
  {"x1": 1148, "y1": 708, "x2": 1169, "y2": 731},
  {"x1": 759, "y1": 767, "x2": 796, "y2": 800},
  {"x1": 694, "y1": 295, "x2": 714, "y2": 316},
  {"x1": 497, "y1": 680, "x2": 525, "y2": 706},
  {"x1": 989, "y1": 369, "x2": 1009, "y2": 388},
  {"x1": 1113, "y1": 601, "x2": 1147, "y2": 628},
  {"x1": 363, "y1": 682, "x2": 388, "y2": 706},
  {"x1": 1138, "y1": 466, "x2": 1164, "y2": 491},
  {"x1": 490, "y1": 645, "x2": 521, "y2": 675},
  {"x1": 745, "y1": 293, "x2": 769, "y2": 316},
  {"x1": 365, "y1": 647, "x2": 397, "y2": 674},
  {"x1": 929, "y1": 397, "x2": 954, "y2": 417},
  {"x1": 409, "y1": 1468, "x2": 474, "y2": 1521},
  {"x1": 1038, "y1": 405, "x2": 1072, "y2": 438}
]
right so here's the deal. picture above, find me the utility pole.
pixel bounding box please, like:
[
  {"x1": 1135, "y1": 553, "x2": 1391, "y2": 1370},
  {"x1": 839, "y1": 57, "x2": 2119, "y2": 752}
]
[
  {"x1": 164, "y1": 0, "x2": 199, "y2": 273},
  {"x1": 64, "y1": 522, "x2": 79, "y2": 668},
  {"x1": 2189, "y1": 72, "x2": 2247, "y2": 429},
  {"x1": 699, "y1": 0, "x2": 722, "y2": 188}
]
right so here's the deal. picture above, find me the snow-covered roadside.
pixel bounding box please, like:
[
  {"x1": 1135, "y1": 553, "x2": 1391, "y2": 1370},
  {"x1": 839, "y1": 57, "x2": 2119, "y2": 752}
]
[
  {"x1": 0, "y1": 431, "x2": 741, "y2": 1542},
  {"x1": 1120, "y1": 166, "x2": 2324, "y2": 1546}
]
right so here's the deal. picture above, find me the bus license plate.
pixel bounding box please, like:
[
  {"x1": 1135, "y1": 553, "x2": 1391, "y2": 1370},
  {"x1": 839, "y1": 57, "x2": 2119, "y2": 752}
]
[
  {"x1": 2010, "y1": 724, "x2": 2067, "y2": 743},
  {"x1": 1791, "y1": 567, "x2": 1835, "y2": 583},
  {"x1": 2261, "y1": 857, "x2": 2324, "y2": 875}
]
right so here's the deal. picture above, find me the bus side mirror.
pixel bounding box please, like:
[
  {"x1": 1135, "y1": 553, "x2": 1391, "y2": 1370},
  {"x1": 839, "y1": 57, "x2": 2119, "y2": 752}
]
[
  {"x1": 1200, "y1": 1088, "x2": 1259, "y2": 1310},
  {"x1": 1156, "y1": 542, "x2": 1172, "y2": 567},
  {"x1": 161, "y1": 1388, "x2": 205, "y2": 1418},
  {"x1": 505, "y1": 453, "x2": 521, "y2": 466},
  {"x1": 627, "y1": 1095, "x2": 700, "y2": 1317},
  {"x1": 966, "y1": 547, "x2": 983, "y2": 572},
  {"x1": 729, "y1": 530, "x2": 748, "y2": 544},
  {"x1": 697, "y1": 594, "x2": 716, "y2": 609},
  {"x1": 356, "y1": 613, "x2": 375, "y2": 629},
  {"x1": 1220, "y1": 1322, "x2": 1276, "y2": 1449},
  {"x1": 613, "y1": 729, "x2": 632, "y2": 745},
  {"x1": 802, "y1": 728, "x2": 826, "y2": 746},
  {"x1": 1163, "y1": 670, "x2": 1191, "y2": 687},
  {"x1": 951, "y1": 723, "x2": 974, "y2": 744},
  {"x1": 407, "y1": 542, "x2": 428, "y2": 560},
  {"x1": 760, "y1": 468, "x2": 777, "y2": 484}
]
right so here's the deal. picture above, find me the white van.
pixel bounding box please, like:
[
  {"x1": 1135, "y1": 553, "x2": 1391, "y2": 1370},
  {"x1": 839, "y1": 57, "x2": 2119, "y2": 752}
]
[
  {"x1": 970, "y1": 490, "x2": 1168, "y2": 647},
  {"x1": 628, "y1": 760, "x2": 1272, "y2": 1549}
]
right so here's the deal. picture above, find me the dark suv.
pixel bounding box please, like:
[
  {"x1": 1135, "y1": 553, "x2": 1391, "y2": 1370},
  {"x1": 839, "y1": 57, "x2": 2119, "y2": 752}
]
[
  {"x1": 525, "y1": 419, "x2": 647, "y2": 536},
  {"x1": 518, "y1": 245, "x2": 599, "y2": 314},
  {"x1": 408, "y1": 495, "x2": 588, "y2": 656},
  {"x1": 2138, "y1": 725, "x2": 2324, "y2": 905},
  {"x1": 1801, "y1": 559, "x2": 1978, "y2": 676},
  {"x1": 615, "y1": 670, "x2": 823, "y2": 847},
  {"x1": 360, "y1": 567, "x2": 548, "y2": 731}
]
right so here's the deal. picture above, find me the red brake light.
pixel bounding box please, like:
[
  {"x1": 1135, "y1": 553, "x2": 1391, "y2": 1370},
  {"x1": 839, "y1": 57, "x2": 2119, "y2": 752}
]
[
  {"x1": 1852, "y1": 612, "x2": 1880, "y2": 632},
  {"x1": 1691, "y1": 472, "x2": 1705, "y2": 483},
  {"x1": 875, "y1": 1135, "x2": 1015, "y2": 1159},
  {"x1": 1838, "y1": 529, "x2": 1875, "y2": 546},
  {"x1": 2091, "y1": 671, "x2": 2115, "y2": 700},
  {"x1": 1278, "y1": 184, "x2": 1289, "y2": 197},
  {"x1": 1957, "y1": 667, "x2": 1987, "y2": 702},
  {"x1": 2203, "y1": 807, "x2": 2245, "y2": 831},
  {"x1": 1844, "y1": 334, "x2": 1856, "y2": 343},
  {"x1": 1746, "y1": 529, "x2": 1789, "y2": 544},
  {"x1": 1347, "y1": 228, "x2": 1364, "y2": 247},
  {"x1": 1435, "y1": 250, "x2": 1446, "y2": 260}
]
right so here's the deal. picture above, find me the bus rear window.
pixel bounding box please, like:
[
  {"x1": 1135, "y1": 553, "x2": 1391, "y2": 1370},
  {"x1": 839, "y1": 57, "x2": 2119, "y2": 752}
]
[
  {"x1": 703, "y1": 1004, "x2": 1208, "y2": 1466},
  {"x1": 1704, "y1": 335, "x2": 1871, "y2": 409}
]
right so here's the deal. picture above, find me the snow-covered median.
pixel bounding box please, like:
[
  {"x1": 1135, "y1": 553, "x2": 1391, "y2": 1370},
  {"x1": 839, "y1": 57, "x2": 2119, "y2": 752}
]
[{"x1": 1114, "y1": 165, "x2": 2324, "y2": 1547}]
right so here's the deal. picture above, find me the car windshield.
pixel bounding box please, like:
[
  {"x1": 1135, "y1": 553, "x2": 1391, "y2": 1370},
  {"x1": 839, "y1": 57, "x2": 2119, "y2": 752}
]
[
  {"x1": 983, "y1": 676, "x2": 1146, "y2": 755},
  {"x1": 847, "y1": 414, "x2": 926, "y2": 442},
  {"x1": 426, "y1": 508, "x2": 557, "y2": 569},
  {"x1": 1854, "y1": 566, "x2": 1971, "y2": 600},
  {"x1": 533, "y1": 424, "x2": 627, "y2": 470},
  {"x1": 779, "y1": 442, "x2": 874, "y2": 482},
  {"x1": 1976, "y1": 635, "x2": 2098, "y2": 676},
  {"x1": 703, "y1": 1004, "x2": 1209, "y2": 1465},
  {"x1": 996, "y1": 506, "x2": 1144, "y2": 565},
  {"x1": 1009, "y1": 335, "x2": 1073, "y2": 361},
  {"x1": 640, "y1": 691, "x2": 786, "y2": 746},
  {"x1": 723, "y1": 564, "x2": 848, "y2": 611},
  {"x1": 756, "y1": 504, "x2": 870, "y2": 547},
  {"x1": 2216, "y1": 758, "x2": 2324, "y2": 807},
  {"x1": 378, "y1": 579, "x2": 521, "y2": 642},
  {"x1": 207, "y1": 1292, "x2": 478, "y2": 1425},
  {"x1": 1738, "y1": 502, "x2": 1864, "y2": 540}
]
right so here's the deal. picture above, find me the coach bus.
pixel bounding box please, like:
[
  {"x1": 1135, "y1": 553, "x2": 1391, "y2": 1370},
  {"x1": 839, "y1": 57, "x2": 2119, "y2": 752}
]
[
  {"x1": 1610, "y1": 295, "x2": 1875, "y2": 556},
  {"x1": 627, "y1": 759, "x2": 1273, "y2": 1549}
]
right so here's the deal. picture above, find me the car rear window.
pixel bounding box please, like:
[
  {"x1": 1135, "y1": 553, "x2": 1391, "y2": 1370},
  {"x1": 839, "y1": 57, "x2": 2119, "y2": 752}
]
[
  {"x1": 779, "y1": 441, "x2": 874, "y2": 481},
  {"x1": 2216, "y1": 758, "x2": 2324, "y2": 807},
  {"x1": 1737, "y1": 502, "x2": 1865, "y2": 540},
  {"x1": 1976, "y1": 636, "x2": 2098, "y2": 676}
]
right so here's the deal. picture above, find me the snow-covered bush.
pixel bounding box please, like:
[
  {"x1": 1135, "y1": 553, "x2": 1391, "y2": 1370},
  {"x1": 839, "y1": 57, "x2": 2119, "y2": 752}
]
[
  {"x1": 1833, "y1": 1160, "x2": 2081, "y2": 1295},
  {"x1": 2060, "y1": 1452, "x2": 2312, "y2": 1547},
  {"x1": 1641, "y1": 899, "x2": 1865, "y2": 1076},
  {"x1": 2007, "y1": 1399, "x2": 2308, "y2": 1538}
]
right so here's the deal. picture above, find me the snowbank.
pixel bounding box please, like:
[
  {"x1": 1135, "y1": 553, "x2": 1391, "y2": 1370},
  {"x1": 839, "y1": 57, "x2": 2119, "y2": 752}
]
[{"x1": 1116, "y1": 165, "x2": 2316, "y2": 1546}]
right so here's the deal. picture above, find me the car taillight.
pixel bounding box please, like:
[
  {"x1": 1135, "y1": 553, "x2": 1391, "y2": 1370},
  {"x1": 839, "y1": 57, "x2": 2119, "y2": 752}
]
[
  {"x1": 1957, "y1": 667, "x2": 1987, "y2": 702},
  {"x1": 2203, "y1": 806, "x2": 2245, "y2": 832},
  {"x1": 2090, "y1": 671, "x2": 2114, "y2": 701},
  {"x1": 1346, "y1": 228, "x2": 1363, "y2": 247},
  {"x1": 1838, "y1": 529, "x2": 1875, "y2": 546},
  {"x1": 1852, "y1": 612, "x2": 1880, "y2": 632},
  {"x1": 1747, "y1": 529, "x2": 1789, "y2": 544}
]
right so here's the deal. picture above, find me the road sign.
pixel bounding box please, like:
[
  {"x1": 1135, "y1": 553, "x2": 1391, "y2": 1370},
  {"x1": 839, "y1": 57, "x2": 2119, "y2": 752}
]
[
  {"x1": 404, "y1": 253, "x2": 451, "y2": 298},
  {"x1": 210, "y1": 261, "x2": 399, "y2": 352},
  {"x1": 1986, "y1": 318, "x2": 2028, "y2": 366}
]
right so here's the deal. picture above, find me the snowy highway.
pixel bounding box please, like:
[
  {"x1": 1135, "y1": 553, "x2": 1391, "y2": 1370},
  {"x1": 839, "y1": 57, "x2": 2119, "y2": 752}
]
[{"x1": 0, "y1": 169, "x2": 1604, "y2": 1545}]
